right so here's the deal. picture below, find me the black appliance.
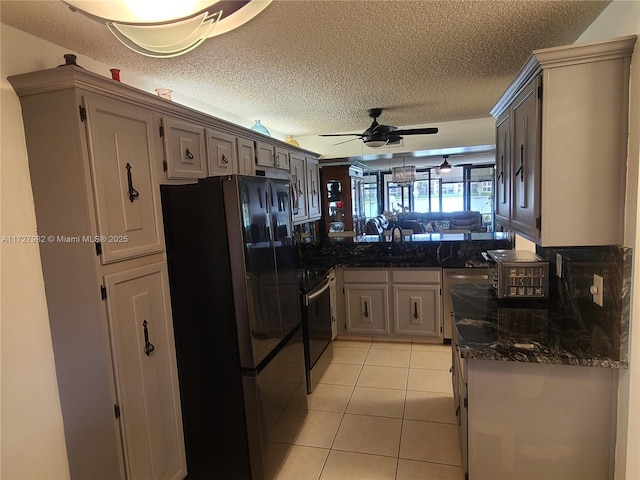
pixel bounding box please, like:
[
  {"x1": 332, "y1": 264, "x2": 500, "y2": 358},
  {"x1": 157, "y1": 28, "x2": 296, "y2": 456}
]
[
  {"x1": 299, "y1": 267, "x2": 334, "y2": 393},
  {"x1": 161, "y1": 175, "x2": 307, "y2": 480}
]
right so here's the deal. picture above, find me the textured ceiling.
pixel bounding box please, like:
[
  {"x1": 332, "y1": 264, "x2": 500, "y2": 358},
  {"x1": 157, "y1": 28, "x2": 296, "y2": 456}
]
[{"x1": 1, "y1": 0, "x2": 609, "y2": 157}]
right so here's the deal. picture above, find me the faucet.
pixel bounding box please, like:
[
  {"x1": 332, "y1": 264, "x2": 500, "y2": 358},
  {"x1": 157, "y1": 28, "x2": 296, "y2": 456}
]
[{"x1": 390, "y1": 226, "x2": 404, "y2": 243}]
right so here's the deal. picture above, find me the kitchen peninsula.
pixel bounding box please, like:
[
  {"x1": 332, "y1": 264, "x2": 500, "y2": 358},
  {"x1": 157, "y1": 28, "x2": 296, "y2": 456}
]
[
  {"x1": 299, "y1": 232, "x2": 512, "y2": 342},
  {"x1": 450, "y1": 282, "x2": 628, "y2": 479},
  {"x1": 300, "y1": 232, "x2": 512, "y2": 269}
]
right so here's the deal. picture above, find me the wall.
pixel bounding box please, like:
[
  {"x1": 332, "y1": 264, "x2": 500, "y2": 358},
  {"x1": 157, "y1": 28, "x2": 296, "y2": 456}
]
[
  {"x1": 1, "y1": 3, "x2": 639, "y2": 479},
  {"x1": 575, "y1": 1, "x2": 640, "y2": 478}
]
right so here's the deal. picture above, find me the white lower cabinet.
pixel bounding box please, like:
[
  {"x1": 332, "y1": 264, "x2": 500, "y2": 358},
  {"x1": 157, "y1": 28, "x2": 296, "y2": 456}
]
[
  {"x1": 342, "y1": 268, "x2": 442, "y2": 338},
  {"x1": 344, "y1": 269, "x2": 390, "y2": 334},
  {"x1": 453, "y1": 333, "x2": 617, "y2": 480},
  {"x1": 104, "y1": 262, "x2": 186, "y2": 480},
  {"x1": 393, "y1": 288, "x2": 440, "y2": 336}
]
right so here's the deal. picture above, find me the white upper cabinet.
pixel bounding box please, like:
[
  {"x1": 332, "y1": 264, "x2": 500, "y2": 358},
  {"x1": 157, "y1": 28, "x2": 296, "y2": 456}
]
[
  {"x1": 290, "y1": 153, "x2": 308, "y2": 223},
  {"x1": 161, "y1": 117, "x2": 207, "y2": 179},
  {"x1": 84, "y1": 95, "x2": 164, "y2": 263},
  {"x1": 256, "y1": 140, "x2": 290, "y2": 171},
  {"x1": 206, "y1": 129, "x2": 238, "y2": 176},
  {"x1": 237, "y1": 137, "x2": 256, "y2": 176}
]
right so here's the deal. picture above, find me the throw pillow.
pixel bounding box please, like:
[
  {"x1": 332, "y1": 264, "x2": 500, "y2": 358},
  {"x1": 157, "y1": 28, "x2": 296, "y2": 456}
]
[
  {"x1": 422, "y1": 222, "x2": 434, "y2": 233},
  {"x1": 433, "y1": 220, "x2": 451, "y2": 232}
]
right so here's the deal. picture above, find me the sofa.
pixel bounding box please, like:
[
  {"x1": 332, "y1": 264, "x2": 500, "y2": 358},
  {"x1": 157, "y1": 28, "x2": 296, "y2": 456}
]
[
  {"x1": 364, "y1": 210, "x2": 485, "y2": 235},
  {"x1": 397, "y1": 211, "x2": 485, "y2": 233}
]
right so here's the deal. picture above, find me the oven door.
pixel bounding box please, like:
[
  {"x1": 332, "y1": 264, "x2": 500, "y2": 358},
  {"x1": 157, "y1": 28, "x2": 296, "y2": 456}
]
[{"x1": 302, "y1": 275, "x2": 333, "y2": 393}]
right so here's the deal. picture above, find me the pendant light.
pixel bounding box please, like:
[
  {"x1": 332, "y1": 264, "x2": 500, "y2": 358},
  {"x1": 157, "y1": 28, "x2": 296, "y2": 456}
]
[
  {"x1": 392, "y1": 157, "x2": 416, "y2": 186},
  {"x1": 439, "y1": 155, "x2": 452, "y2": 173}
]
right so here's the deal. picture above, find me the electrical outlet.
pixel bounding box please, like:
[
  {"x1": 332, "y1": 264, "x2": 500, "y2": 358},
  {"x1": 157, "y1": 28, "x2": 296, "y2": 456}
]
[
  {"x1": 591, "y1": 274, "x2": 604, "y2": 307},
  {"x1": 556, "y1": 253, "x2": 563, "y2": 278}
]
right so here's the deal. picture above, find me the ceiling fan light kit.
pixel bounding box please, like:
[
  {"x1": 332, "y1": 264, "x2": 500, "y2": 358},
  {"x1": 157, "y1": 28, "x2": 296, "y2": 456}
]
[{"x1": 439, "y1": 155, "x2": 452, "y2": 173}]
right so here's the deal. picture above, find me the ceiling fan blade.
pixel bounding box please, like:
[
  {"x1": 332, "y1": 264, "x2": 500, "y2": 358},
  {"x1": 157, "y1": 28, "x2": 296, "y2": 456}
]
[
  {"x1": 319, "y1": 133, "x2": 364, "y2": 137},
  {"x1": 393, "y1": 127, "x2": 439, "y2": 135},
  {"x1": 332, "y1": 138, "x2": 360, "y2": 146}
]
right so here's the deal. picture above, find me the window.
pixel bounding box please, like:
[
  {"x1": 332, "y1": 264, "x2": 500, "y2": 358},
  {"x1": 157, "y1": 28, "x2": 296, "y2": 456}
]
[
  {"x1": 380, "y1": 164, "x2": 495, "y2": 230},
  {"x1": 363, "y1": 173, "x2": 379, "y2": 217}
]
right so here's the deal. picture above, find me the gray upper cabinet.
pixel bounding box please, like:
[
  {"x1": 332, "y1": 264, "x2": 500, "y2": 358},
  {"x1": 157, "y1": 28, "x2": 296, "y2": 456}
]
[
  {"x1": 290, "y1": 152, "x2": 309, "y2": 223},
  {"x1": 306, "y1": 157, "x2": 322, "y2": 220},
  {"x1": 509, "y1": 76, "x2": 541, "y2": 239},
  {"x1": 161, "y1": 116, "x2": 207, "y2": 179},
  {"x1": 206, "y1": 129, "x2": 238, "y2": 176},
  {"x1": 491, "y1": 35, "x2": 636, "y2": 246},
  {"x1": 84, "y1": 95, "x2": 164, "y2": 263},
  {"x1": 237, "y1": 137, "x2": 256, "y2": 176},
  {"x1": 256, "y1": 140, "x2": 290, "y2": 171},
  {"x1": 494, "y1": 110, "x2": 511, "y2": 228}
]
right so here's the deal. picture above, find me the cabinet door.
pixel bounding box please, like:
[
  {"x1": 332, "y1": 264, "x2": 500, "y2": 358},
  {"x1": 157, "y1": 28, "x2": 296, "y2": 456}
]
[
  {"x1": 255, "y1": 141, "x2": 275, "y2": 168},
  {"x1": 161, "y1": 117, "x2": 206, "y2": 179},
  {"x1": 345, "y1": 284, "x2": 389, "y2": 334},
  {"x1": 237, "y1": 137, "x2": 256, "y2": 176},
  {"x1": 393, "y1": 285, "x2": 441, "y2": 336},
  {"x1": 104, "y1": 262, "x2": 186, "y2": 480},
  {"x1": 510, "y1": 77, "x2": 541, "y2": 239},
  {"x1": 306, "y1": 158, "x2": 322, "y2": 218},
  {"x1": 495, "y1": 110, "x2": 511, "y2": 228},
  {"x1": 274, "y1": 146, "x2": 290, "y2": 170},
  {"x1": 206, "y1": 129, "x2": 237, "y2": 176},
  {"x1": 290, "y1": 154, "x2": 308, "y2": 223},
  {"x1": 84, "y1": 95, "x2": 164, "y2": 263}
]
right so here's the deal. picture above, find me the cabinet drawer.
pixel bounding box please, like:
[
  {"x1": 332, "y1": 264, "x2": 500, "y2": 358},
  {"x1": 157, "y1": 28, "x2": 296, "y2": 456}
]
[
  {"x1": 344, "y1": 269, "x2": 388, "y2": 284},
  {"x1": 392, "y1": 269, "x2": 440, "y2": 284}
]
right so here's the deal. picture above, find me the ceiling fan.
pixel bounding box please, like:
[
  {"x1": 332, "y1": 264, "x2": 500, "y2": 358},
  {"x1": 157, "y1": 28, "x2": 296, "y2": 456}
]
[{"x1": 320, "y1": 108, "x2": 438, "y2": 148}]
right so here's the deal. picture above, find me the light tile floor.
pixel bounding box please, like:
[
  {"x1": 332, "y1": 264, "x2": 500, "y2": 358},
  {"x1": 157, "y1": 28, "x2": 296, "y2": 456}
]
[{"x1": 270, "y1": 339, "x2": 464, "y2": 480}]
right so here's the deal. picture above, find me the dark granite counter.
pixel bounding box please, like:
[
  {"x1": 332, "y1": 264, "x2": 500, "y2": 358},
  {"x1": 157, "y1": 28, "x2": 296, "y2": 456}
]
[
  {"x1": 300, "y1": 232, "x2": 512, "y2": 269},
  {"x1": 450, "y1": 283, "x2": 626, "y2": 368}
]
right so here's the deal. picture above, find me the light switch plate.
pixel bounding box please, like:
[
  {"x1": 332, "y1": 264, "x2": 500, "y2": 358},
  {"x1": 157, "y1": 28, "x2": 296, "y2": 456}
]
[
  {"x1": 556, "y1": 254, "x2": 563, "y2": 278},
  {"x1": 592, "y1": 274, "x2": 604, "y2": 307}
]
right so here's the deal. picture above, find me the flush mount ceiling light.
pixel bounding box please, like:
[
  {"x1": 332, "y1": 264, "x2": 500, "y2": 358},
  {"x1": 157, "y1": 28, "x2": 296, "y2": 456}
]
[
  {"x1": 64, "y1": 0, "x2": 272, "y2": 58},
  {"x1": 439, "y1": 155, "x2": 452, "y2": 173}
]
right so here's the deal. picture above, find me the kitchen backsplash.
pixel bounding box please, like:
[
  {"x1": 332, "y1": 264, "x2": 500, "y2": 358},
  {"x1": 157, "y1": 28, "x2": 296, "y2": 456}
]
[{"x1": 537, "y1": 245, "x2": 632, "y2": 365}]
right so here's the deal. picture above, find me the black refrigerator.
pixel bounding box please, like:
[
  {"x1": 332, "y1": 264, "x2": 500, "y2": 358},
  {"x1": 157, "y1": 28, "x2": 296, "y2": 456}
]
[{"x1": 161, "y1": 175, "x2": 307, "y2": 480}]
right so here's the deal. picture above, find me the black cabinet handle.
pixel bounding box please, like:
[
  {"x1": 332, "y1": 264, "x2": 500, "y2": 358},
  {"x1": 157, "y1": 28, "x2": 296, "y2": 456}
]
[
  {"x1": 185, "y1": 148, "x2": 194, "y2": 159},
  {"x1": 126, "y1": 163, "x2": 139, "y2": 203},
  {"x1": 413, "y1": 302, "x2": 419, "y2": 319},
  {"x1": 222, "y1": 154, "x2": 229, "y2": 164},
  {"x1": 514, "y1": 144, "x2": 524, "y2": 180},
  {"x1": 363, "y1": 301, "x2": 369, "y2": 318},
  {"x1": 143, "y1": 320, "x2": 155, "y2": 356}
]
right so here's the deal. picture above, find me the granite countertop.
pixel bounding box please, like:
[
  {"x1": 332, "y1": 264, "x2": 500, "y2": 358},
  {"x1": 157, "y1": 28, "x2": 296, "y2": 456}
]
[
  {"x1": 299, "y1": 232, "x2": 512, "y2": 269},
  {"x1": 450, "y1": 284, "x2": 625, "y2": 368}
]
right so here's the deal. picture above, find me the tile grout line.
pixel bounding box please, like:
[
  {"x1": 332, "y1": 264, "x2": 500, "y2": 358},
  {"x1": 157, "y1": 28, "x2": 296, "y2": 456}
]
[{"x1": 316, "y1": 342, "x2": 370, "y2": 480}]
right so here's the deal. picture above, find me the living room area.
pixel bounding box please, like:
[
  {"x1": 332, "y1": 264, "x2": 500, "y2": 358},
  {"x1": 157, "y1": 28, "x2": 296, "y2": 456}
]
[{"x1": 323, "y1": 159, "x2": 495, "y2": 239}]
